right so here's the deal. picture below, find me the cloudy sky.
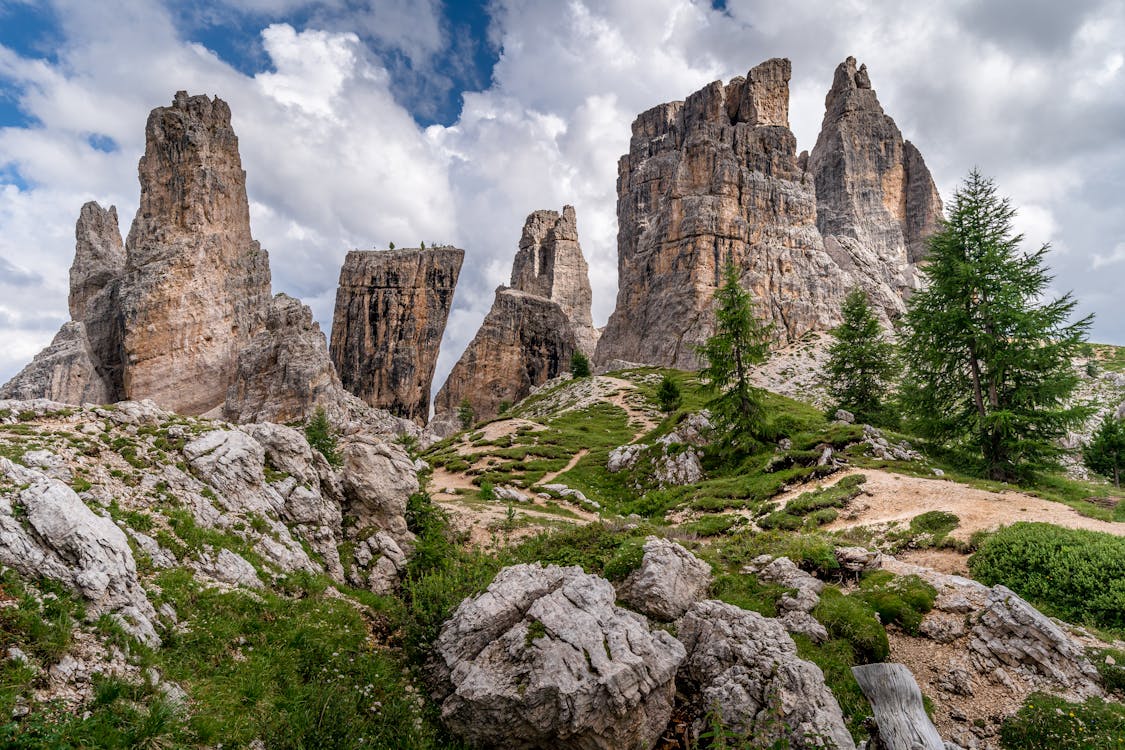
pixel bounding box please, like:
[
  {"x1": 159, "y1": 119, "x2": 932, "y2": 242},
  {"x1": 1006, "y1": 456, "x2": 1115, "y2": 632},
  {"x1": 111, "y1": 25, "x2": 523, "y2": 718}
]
[{"x1": 1, "y1": 0, "x2": 1123, "y2": 389}]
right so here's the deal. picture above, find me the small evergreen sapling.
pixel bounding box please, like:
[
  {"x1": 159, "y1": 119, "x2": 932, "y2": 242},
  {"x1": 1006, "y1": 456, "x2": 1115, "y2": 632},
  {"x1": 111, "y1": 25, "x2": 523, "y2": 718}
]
[
  {"x1": 570, "y1": 351, "x2": 591, "y2": 378},
  {"x1": 656, "y1": 374, "x2": 682, "y2": 412},
  {"x1": 825, "y1": 289, "x2": 897, "y2": 425},
  {"x1": 457, "y1": 399, "x2": 475, "y2": 430},
  {"x1": 1084, "y1": 414, "x2": 1125, "y2": 488}
]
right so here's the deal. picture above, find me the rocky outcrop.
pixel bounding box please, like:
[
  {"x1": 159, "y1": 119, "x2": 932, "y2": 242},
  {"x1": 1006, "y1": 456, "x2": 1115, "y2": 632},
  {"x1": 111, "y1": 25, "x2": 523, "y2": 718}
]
[
  {"x1": 1, "y1": 203, "x2": 126, "y2": 404},
  {"x1": 433, "y1": 563, "x2": 685, "y2": 750},
  {"x1": 678, "y1": 599, "x2": 856, "y2": 749},
  {"x1": 330, "y1": 247, "x2": 463, "y2": 424},
  {"x1": 618, "y1": 537, "x2": 712, "y2": 621},
  {"x1": 0, "y1": 457, "x2": 159, "y2": 646},
  {"x1": 881, "y1": 556, "x2": 1103, "y2": 700},
  {"x1": 595, "y1": 57, "x2": 942, "y2": 370},
  {"x1": 0, "y1": 323, "x2": 112, "y2": 405},
  {"x1": 809, "y1": 56, "x2": 943, "y2": 302},
  {"x1": 435, "y1": 207, "x2": 599, "y2": 421},
  {"x1": 225, "y1": 294, "x2": 356, "y2": 425},
  {"x1": 119, "y1": 92, "x2": 272, "y2": 415}
]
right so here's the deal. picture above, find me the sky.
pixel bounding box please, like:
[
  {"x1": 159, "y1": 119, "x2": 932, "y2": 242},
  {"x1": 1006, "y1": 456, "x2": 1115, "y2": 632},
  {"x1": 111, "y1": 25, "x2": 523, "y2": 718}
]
[{"x1": 1, "y1": 0, "x2": 1123, "y2": 391}]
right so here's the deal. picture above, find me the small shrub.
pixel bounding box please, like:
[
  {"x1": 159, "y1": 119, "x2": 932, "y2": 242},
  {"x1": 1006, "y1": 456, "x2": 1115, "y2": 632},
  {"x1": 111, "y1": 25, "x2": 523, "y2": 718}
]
[
  {"x1": 1089, "y1": 647, "x2": 1125, "y2": 695},
  {"x1": 813, "y1": 588, "x2": 889, "y2": 663},
  {"x1": 910, "y1": 510, "x2": 960, "y2": 537},
  {"x1": 458, "y1": 400, "x2": 475, "y2": 430},
  {"x1": 855, "y1": 571, "x2": 936, "y2": 635},
  {"x1": 498, "y1": 400, "x2": 511, "y2": 415},
  {"x1": 304, "y1": 407, "x2": 340, "y2": 467},
  {"x1": 656, "y1": 375, "x2": 682, "y2": 412},
  {"x1": 479, "y1": 480, "x2": 494, "y2": 501}
]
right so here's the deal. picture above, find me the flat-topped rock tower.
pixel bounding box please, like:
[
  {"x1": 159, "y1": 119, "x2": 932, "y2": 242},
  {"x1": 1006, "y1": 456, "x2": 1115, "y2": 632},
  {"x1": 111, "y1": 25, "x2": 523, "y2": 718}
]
[{"x1": 329, "y1": 246, "x2": 464, "y2": 424}]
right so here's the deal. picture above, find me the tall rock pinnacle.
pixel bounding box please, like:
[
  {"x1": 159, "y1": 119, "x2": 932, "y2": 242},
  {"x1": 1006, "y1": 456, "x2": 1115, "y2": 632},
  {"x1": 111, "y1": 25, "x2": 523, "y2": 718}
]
[
  {"x1": 119, "y1": 91, "x2": 272, "y2": 415},
  {"x1": 809, "y1": 56, "x2": 943, "y2": 278},
  {"x1": 329, "y1": 246, "x2": 464, "y2": 424},
  {"x1": 595, "y1": 57, "x2": 942, "y2": 370},
  {"x1": 2, "y1": 203, "x2": 125, "y2": 404},
  {"x1": 435, "y1": 206, "x2": 600, "y2": 421}
]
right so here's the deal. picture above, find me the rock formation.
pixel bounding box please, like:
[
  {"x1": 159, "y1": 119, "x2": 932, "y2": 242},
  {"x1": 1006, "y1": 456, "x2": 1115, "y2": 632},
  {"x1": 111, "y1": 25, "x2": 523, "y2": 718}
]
[
  {"x1": 119, "y1": 91, "x2": 272, "y2": 415},
  {"x1": 3, "y1": 92, "x2": 406, "y2": 433},
  {"x1": 433, "y1": 563, "x2": 685, "y2": 750},
  {"x1": 1, "y1": 203, "x2": 126, "y2": 404},
  {"x1": 617, "y1": 537, "x2": 712, "y2": 621},
  {"x1": 435, "y1": 206, "x2": 599, "y2": 421},
  {"x1": 809, "y1": 56, "x2": 943, "y2": 298},
  {"x1": 678, "y1": 599, "x2": 856, "y2": 749},
  {"x1": 225, "y1": 294, "x2": 354, "y2": 425},
  {"x1": 595, "y1": 57, "x2": 942, "y2": 370},
  {"x1": 329, "y1": 247, "x2": 463, "y2": 424}
]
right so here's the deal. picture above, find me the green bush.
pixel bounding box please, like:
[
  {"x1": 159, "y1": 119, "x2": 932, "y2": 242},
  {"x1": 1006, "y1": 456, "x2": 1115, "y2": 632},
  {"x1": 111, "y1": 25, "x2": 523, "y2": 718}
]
[
  {"x1": 999, "y1": 693, "x2": 1125, "y2": 749},
  {"x1": 813, "y1": 588, "x2": 889, "y2": 663},
  {"x1": 910, "y1": 510, "x2": 960, "y2": 538},
  {"x1": 656, "y1": 375, "x2": 682, "y2": 412},
  {"x1": 479, "y1": 480, "x2": 494, "y2": 501},
  {"x1": 855, "y1": 571, "x2": 936, "y2": 635},
  {"x1": 969, "y1": 522, "x2": 1125, "y2": 632}
]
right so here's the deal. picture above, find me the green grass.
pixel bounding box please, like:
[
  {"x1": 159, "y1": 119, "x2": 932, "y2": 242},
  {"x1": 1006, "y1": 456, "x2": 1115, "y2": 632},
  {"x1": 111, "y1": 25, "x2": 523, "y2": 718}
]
[
  {"x1": 970, "y1": 522, "x2": 1125, "y2": 633},
  {"x1": 812, "y1": 588, "x2": 889, "y2": 663},
  {"x1": 1000, "y1": 693, "x2": 1125, "y2": 749},
  {"x1": 759, "y1": 474, "x2": 866, "y2": 530}
]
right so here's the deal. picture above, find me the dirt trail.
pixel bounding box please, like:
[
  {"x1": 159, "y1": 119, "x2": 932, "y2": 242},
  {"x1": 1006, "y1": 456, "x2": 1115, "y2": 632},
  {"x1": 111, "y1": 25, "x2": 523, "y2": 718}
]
[
  {"x1": 791, "y1": 467, "x2": 1125, "y2": 539},
  {"x1": 600, "y1": 376, "x2": 660, "y2": 438},
  {"x1": 540, "y1": 449, "x2": 589, "y2": 485}
]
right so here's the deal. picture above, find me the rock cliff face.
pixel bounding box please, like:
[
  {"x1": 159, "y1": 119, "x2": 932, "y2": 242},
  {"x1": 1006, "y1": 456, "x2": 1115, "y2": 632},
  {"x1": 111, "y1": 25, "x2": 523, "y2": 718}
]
[
  {"x1": 329, "y1": 247, "x2": 463, "y2": 424},
  {"x1": 119, "y1": 91, "x2": 272, "y2": 415},
  {"x1": 4, "y1": 92, "x2": 398, "y2": 432},
  {"x1": 434, "y1": 207, "x2": 599, "y2": 421},
  {"x1": 809, "y1": 56, "x2": 943, "y2": 297},
  {"x1": 595, "y1": 57, "x2": 942, "y2": 370}
]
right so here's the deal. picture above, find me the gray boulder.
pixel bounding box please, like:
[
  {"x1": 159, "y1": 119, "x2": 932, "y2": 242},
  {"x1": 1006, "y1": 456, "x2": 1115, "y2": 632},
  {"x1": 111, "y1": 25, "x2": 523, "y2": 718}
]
[
  {"x1": 0, "y1": 457, "x2": 159, "y2": 646},
  {"x1": 433, "y1": 563, "x2": 685, "y2": 750},
  {"x1": 340, "y1": 435, "x2": 419, "y2": 544},
  {"x1": 618, "y1": 537, "x2": 712, "y2": 621},
  {"x1": 678, "y1": 600, "x2": 855, "y2": 749}
]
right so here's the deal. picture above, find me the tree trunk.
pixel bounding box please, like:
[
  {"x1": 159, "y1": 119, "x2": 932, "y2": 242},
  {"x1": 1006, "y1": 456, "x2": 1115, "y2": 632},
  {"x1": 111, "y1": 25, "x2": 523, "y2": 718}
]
[{"x1": 852, "y1": 663, "x2": 945, "y2": 750}]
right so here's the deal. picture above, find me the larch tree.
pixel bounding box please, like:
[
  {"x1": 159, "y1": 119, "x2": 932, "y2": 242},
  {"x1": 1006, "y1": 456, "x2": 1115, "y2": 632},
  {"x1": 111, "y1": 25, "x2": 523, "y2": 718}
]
[{"x1": 899, "y1": 170, "x2": 1092, "y2": 482}]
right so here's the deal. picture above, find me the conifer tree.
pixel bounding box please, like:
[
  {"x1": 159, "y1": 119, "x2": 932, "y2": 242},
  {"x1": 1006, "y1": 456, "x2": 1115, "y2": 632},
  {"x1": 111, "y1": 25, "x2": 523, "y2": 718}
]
[
  {"x1": 900, "y1": 170, "x2": 1091, "y2": 481},
  {"x1": 656, "y1": 374, "x2": 682, "y2": 412},
  {"x1": 697, "y1": 261, "x2": 772, "y2": 436},
  {"x1": 1084, "y1": 414, "x2": 1125, "y2": 488},
  {"x1": 570, "y1": 351, "x2": 591, "y2": 378},
  {"x1": 825, "y1": 289, "x2": 897, "y2": 424}
]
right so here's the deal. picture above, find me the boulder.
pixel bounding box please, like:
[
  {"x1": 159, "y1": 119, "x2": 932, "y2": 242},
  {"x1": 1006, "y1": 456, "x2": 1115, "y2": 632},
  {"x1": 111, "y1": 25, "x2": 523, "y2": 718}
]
[
  {"x1": 0, "y1": 457, "x2": 159, "y2": 646},
  {"x1": 678, "y1": 600, "x2": 855, "y2": 749},
  {"x1": 618, "y1": 537, "x2": 712, "y2": 621},
  {"x1": 339, "y1": 435, "x2": 419, "y2": 543},
  {"x1": 433, "y1": 563, "x2": 685, "y2": 750}
]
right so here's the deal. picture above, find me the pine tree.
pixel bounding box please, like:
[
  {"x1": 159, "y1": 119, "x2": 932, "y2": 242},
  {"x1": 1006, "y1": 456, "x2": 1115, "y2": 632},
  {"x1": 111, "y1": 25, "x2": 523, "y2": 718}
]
[
  {"x1": 1084, "y1": 414, "x2": 1125, "y2": 488},
  {"x1": 697, "y1": 261, "x2": 772, "y2": 436},
  {"x1": 457, "y1": 399, "x2": 474, "y2": 430},
  {"x1": 900, "y1": 170, "x2": 1092, "y2": 482},
  {"x1": 570, "y1": 351, "x2": 591, "y2": 378},
  {"x1": 825, "y1": 289, "x2": 897, "y2": 424}
]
